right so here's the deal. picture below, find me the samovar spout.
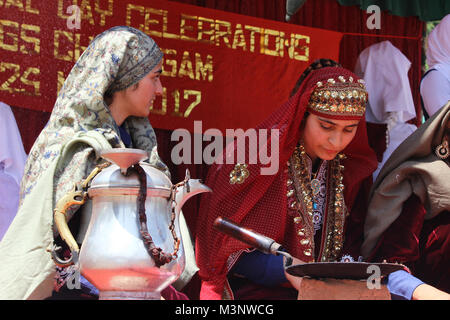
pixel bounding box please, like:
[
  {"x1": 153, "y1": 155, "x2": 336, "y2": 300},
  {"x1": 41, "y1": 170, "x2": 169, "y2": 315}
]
[{"x1": 174, "y1": 169, "x2": 212, "y2": 213}]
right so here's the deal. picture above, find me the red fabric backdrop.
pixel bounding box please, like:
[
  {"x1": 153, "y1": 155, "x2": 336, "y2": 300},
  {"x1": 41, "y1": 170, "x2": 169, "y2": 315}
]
[
  {"x1": 8, "y1": 0, "x2": 424, "y2": 299},
  {"x1": 0, "y1": 0, "x2": 343, "y2": 132}
]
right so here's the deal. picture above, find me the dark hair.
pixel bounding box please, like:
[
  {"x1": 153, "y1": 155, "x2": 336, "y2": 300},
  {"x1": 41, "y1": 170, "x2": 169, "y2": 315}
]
[
  {"x1": 290, "y1": 58, "x2": 341, "y2": 97},
  {"x1": 104, "y1": 90, "x2": 113, "y2": 106},
  {"x1": 104, "y1": 82, "x2": 140, "y2": 106}
]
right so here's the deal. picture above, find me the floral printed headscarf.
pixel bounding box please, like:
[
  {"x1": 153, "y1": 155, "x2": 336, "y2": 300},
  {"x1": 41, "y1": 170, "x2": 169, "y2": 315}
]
[
  {"x1": 0, "y1": 26, "x2": 170, "y2": 299},
  {"x1": 22, "y1": 26, "x2": 168, "y2": 205}
]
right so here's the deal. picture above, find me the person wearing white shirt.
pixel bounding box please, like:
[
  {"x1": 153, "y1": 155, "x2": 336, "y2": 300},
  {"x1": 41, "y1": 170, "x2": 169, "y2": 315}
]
[
  {"x1": 421, "y1": 14, "x2": 450, "y2": 118},
  {"x1": 355, "y1": 40, "x2": 417, "y2": 181},
  {"x1": 0, "y1": 102, "x2": 27, "y2": 241}
]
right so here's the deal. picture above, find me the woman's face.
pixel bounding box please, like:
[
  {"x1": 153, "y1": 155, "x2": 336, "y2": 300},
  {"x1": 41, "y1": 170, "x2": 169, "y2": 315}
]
[
  {"x1": 123, "y1": 60, "x2": 163, "y2": 118},
  {"x1": 302, "y1": 114, "x2": 360, "y2": 161}
]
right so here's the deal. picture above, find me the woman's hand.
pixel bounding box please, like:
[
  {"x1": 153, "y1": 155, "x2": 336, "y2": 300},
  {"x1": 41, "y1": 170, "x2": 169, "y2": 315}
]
[
  {"x1": 412, "y1": 284, "x2": 450, "y2": 300},
  {"x1": 283, "y1": 255, "x2": 306, "y2": 290}
]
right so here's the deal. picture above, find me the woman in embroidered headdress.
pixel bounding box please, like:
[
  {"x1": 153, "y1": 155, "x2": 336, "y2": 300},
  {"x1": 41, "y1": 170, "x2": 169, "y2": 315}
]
[
  {"x1": 195, "y1": 60, "x2": 378, "y2": 299},
  {"x1": 362, "y1": 102, "x2": 450, "y2": 299},
  {"x1": 0, "y1": 26, "x2": 193, "y2": 300}
]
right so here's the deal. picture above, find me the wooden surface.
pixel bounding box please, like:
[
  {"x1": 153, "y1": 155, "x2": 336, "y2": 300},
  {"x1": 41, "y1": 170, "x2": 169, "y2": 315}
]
[{"x1": 297, "y1": 278, "x2": 390, "y2": 300}]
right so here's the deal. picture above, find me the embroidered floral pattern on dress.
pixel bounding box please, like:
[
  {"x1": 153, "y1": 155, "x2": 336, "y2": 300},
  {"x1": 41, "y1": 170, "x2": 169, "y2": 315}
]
[
  {"x1": 303, "y1": 155, "x2": 328, "y2": 234},
  {"x1": 54, "y1": 265, "x2": 78, "y2": 292},
  {"x1": 286, "y1": 149, "x2": 329, "y2": 260},
  {"x1": 286, "y1": 145, "x2": 347, "y2": 262},
  {"x1": 340, "y1": 254, "x2": 354, "y2": 262},
  {"x1": 229, "y1": 163, "x2": 250, "y2": 184}
]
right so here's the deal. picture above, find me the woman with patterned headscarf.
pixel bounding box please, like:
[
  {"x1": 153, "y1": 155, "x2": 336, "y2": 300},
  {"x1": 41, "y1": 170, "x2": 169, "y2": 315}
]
[
  {"x1": 195, "y1": 60, "x2": 379, "y2": 299},
  {"x1": 0, "y1": 26, "x2": 193, "y2": 300}
]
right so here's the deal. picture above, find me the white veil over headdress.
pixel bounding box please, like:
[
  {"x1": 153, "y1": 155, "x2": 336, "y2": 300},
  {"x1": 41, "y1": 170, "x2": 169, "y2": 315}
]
[
  {"x1": 420, "y1": 14, "x2": 450, "y2": 117},
  {"x1": 426, "y1": 14, "x2": 450, "y2": 83},
  {"x1": 0, "y1": 102, "x2": 27, "y2": 241},
  {"x1": 355, "y1": 40, "x2": 417, "y2": 181}
]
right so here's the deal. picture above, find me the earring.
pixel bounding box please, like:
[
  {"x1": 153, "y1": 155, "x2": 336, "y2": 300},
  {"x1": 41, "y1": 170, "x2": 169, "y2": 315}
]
[{"x1": 435, "y1": 140, "x2": 449, "y2": 159}]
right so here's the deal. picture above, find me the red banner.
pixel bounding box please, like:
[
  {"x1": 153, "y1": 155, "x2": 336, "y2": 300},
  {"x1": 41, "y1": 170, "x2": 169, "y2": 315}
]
[{"x1": 0, "y1": 0, "x2": 342, "y2": 132}]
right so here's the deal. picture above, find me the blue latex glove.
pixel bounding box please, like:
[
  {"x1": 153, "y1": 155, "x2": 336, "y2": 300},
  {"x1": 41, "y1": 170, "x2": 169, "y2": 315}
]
[
  {"x1": 80, "y1": 275, "x2": 99, "y2": 296},
  {"x1": 231, "y1": 250, "x2": 287, "y2": 286},
  {"x1": 387, "y1": 270, "x2": 424, "y2": 300}
]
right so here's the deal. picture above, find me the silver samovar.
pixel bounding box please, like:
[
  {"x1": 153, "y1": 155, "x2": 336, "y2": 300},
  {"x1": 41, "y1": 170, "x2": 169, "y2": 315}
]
[{"x1": 51, "y1": 148, "x2": 211, "y2": 299}]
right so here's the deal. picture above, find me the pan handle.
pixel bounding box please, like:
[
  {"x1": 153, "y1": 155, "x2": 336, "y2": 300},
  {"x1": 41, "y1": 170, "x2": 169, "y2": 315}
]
[{"x1": 213, "y1": 216, "x2": 293, "y2": 262}]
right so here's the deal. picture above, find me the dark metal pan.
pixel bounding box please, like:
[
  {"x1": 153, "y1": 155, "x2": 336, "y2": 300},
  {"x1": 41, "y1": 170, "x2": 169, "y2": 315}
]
[{"x1": 213, "y1": 216, "x2": 406, "y2": 280}]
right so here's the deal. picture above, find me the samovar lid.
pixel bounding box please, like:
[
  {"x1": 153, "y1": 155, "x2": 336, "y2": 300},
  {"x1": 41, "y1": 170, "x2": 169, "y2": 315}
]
[
  {"x1": 100, "y1": 148, "x2": 148, "y2": 174},
  {"x1": 88, "y1": 149, "x2": 172, "y2": 196}
]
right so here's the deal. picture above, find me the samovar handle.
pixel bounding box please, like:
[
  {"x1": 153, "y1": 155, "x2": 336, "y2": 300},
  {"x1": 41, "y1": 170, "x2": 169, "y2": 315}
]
[
  {"x1": 50, "y1": 163, "x2": 110, "y2": 267},
  {"x1": 51, "y1": 184, "x2": 87, "y2": 267}
]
